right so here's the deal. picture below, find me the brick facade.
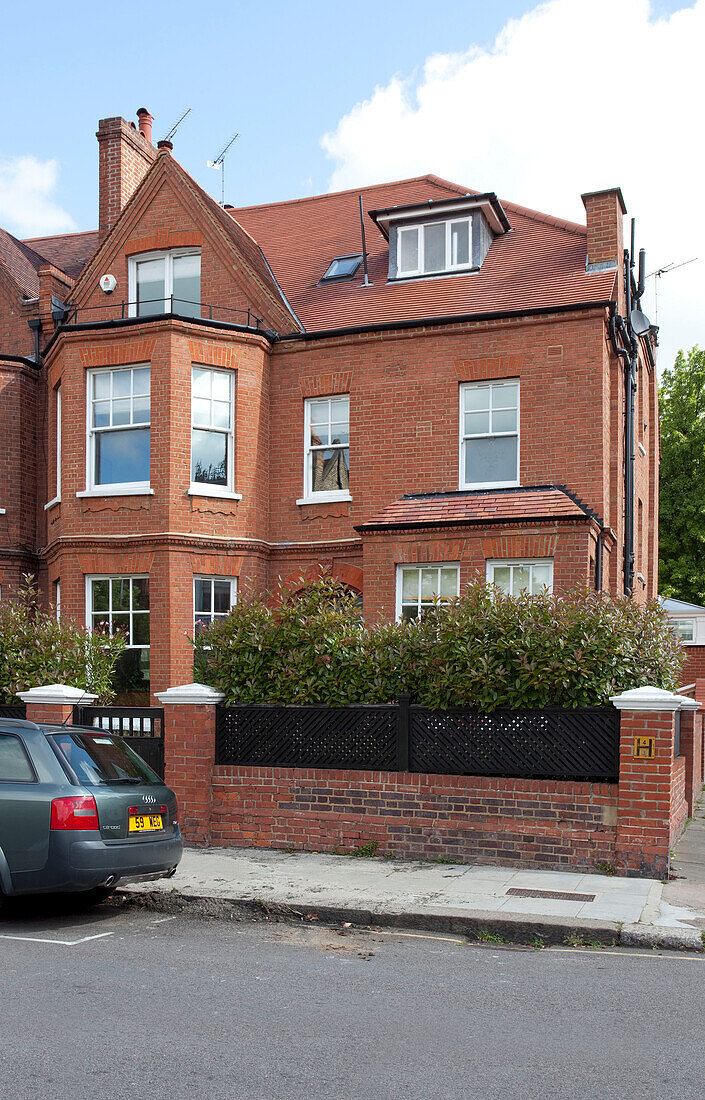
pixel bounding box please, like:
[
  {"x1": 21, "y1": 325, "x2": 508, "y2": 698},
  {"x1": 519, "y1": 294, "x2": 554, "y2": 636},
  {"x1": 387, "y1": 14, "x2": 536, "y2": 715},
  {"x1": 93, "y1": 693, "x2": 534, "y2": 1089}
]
[{"x1": 0, "y1": 109, "x2": 660, "y2": 700}]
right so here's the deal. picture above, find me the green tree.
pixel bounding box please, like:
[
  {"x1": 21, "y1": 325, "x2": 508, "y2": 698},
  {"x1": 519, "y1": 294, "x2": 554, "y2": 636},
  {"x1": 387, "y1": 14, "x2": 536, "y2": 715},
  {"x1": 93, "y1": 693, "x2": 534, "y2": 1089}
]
[
  {"x1": 0, "y1": 575, "x2": 126, "y2": 704},
  {"x1": 659, "y1": 347, "x2": 705, "y2": 603}
]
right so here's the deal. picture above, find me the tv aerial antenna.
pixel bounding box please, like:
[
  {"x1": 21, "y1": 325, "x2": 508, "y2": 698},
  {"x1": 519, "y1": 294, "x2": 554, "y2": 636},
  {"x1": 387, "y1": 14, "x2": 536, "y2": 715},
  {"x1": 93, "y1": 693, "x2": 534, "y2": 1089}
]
[
  {"x1": 162, "y1": 107, "x2": 192, "y2": 144},
  {"x1": 645, "y1": 256, "x2": 698, "y2": 325},
  {"x1": 207, "y1": 132, "x2": 239, "y2": 206}
]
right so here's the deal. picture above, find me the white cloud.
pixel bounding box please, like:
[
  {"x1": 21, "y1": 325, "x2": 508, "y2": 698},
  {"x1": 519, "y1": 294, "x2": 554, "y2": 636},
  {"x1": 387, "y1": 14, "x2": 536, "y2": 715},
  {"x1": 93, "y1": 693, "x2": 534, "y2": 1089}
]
[
  {"x1": 322, "y1": 0, "x2": 705, "y2": 372},
  {"x1": 0, "y1": 156, "x2": 76, "y2": 237}
]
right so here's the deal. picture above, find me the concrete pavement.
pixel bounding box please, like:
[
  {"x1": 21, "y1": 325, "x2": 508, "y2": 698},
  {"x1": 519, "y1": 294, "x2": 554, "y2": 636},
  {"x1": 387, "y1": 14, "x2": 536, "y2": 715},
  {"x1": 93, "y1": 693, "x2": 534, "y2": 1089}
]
[{"x1": 123, "y1": 811, "x2": 705, "y2": 950}]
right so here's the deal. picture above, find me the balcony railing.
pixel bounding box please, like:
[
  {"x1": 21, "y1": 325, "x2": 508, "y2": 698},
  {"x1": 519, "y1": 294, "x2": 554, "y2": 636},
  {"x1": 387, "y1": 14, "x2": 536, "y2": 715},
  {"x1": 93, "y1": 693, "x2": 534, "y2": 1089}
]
[{"x1": 60, "y1": 297, "x2": 275, "y2": 336}]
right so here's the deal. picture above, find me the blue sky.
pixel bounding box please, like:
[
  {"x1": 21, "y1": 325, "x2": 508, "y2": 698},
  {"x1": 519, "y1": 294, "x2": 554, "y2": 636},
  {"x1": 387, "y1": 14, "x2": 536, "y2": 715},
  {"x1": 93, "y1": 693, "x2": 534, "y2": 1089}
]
[{"x1": 0, "y1": 0, "x2": 701, "y2": 370}]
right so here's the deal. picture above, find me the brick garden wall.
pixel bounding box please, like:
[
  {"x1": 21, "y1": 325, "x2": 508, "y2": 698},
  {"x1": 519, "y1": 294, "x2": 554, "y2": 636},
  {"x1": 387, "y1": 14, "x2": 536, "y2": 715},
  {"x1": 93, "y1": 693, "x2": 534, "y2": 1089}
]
[{"x1": 210, "y1": 766, "x2": 619, "y2": 871}]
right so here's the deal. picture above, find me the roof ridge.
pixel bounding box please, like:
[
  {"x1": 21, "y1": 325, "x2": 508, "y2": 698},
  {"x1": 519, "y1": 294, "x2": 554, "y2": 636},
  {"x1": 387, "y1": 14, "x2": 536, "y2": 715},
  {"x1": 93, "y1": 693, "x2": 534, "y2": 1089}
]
[
  {"x1": 499, "y1": 198, "x2": 586, "y2": 236},
  {"x1": 229, "y1": 173, "x2": 465, "y2": 215},
  {"x1": 22, "y1": 229, "x2": 97, "y2": 243}
]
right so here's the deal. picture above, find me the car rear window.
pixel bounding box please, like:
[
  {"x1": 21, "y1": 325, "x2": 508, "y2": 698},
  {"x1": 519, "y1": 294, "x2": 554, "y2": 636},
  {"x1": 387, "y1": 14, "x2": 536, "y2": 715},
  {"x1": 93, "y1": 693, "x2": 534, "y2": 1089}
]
[
  {"x1": 47, "y1": 731, "x2": 161, "y2": 786},
  {"x1": 0, "y1": 734, "x2": 35, "y2": 782}
]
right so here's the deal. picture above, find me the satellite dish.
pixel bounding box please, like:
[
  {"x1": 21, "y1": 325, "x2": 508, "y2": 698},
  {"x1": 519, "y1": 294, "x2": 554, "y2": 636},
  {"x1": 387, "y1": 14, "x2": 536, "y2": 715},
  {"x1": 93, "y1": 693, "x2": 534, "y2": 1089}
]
[
  {"x1": 630, "y1": 308, "x2": 651, "y2": 336},
  {"x1": 100, "y1": 274, "x2": 117, "y2": 294}
]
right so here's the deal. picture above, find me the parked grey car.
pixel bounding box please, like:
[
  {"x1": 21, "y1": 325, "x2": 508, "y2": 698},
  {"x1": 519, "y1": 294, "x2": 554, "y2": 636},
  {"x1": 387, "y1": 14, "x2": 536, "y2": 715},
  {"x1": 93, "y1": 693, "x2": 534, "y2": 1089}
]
[{"x1": 0, "y1": 718, "x2": 182, "y2": 904}]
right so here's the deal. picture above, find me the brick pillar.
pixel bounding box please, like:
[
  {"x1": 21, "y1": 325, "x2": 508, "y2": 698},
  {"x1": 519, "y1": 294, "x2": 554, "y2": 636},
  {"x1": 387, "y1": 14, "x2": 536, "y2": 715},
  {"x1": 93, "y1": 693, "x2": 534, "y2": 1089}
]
[
  {"x1": 611, "y1": 686, "x2": 694, "y2": 877},
  {"x1": 156, "y1": 682, "x2": 223, "y2": 846},
  {"x1": 18, "y1": 683, "x2": 97, "y2": 725}
]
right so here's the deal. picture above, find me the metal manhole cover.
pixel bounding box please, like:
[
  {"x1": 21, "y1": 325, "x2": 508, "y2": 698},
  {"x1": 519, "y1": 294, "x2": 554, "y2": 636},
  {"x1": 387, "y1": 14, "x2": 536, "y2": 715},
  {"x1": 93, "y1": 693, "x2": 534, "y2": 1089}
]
[{"x1": 505, "y1": 887, "x2": 596, "y2": 902}]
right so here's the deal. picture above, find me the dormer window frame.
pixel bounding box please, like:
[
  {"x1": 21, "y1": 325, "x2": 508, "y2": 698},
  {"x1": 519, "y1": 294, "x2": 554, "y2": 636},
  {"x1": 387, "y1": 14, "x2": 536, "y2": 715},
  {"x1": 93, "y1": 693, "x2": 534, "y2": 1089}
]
[
  {"x1": 127, "y1": 247, "x2": 201, "y2": 319},
  {"x1": 395, "y1": 215, "x2": 473, "y2": 280}
]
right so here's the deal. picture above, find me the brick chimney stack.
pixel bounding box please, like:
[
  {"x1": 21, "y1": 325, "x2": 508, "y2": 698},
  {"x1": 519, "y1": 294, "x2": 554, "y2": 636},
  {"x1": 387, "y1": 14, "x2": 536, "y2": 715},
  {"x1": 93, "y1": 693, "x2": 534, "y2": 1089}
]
[
  {"x1": 97, "y1": 108, "x2": 157, "y2": 243},
  {"x1": 581, "y1": 187, "x2": 627, "y2": 274}
]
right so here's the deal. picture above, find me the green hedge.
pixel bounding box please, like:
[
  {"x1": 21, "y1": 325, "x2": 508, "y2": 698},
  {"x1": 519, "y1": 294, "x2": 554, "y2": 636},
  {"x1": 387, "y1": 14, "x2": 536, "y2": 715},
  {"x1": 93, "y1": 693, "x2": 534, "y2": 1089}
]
[
  {"x1": 0, "y1": 577, "x2": 125, "y2": 704},
  {"x1": 194, "y1": 577, "x2": 684, "y2": 709}
]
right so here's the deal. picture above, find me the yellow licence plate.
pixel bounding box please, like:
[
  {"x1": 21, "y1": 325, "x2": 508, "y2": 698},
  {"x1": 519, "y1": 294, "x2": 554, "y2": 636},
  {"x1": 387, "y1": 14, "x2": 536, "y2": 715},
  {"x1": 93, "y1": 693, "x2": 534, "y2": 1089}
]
[{"x1": 129, "y1": 814, "x2": 163, "y2": 833}]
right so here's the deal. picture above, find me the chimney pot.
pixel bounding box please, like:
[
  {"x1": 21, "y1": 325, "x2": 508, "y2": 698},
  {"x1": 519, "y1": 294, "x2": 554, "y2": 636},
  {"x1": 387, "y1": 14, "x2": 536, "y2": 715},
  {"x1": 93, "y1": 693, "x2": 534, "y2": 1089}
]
[{"x1": 136, "y1": 107, "x2": 153, "y2": 145}]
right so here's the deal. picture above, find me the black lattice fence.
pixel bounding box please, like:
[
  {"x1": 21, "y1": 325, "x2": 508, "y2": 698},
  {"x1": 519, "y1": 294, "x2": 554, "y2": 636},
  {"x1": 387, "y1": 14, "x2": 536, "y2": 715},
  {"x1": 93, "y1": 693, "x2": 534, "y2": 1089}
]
[
  {"x1": 0, "y1": 705, "x2": 26, "y2": 720},
  {"x1": 216, "y1": 704, "x2": 399, "y2": 771},
  {"x1": 73, "y1": 705, "x2": 165, "y2": 778},
  {"x1": 215, "y1": 699, "x2": 620, "y2": 781}
]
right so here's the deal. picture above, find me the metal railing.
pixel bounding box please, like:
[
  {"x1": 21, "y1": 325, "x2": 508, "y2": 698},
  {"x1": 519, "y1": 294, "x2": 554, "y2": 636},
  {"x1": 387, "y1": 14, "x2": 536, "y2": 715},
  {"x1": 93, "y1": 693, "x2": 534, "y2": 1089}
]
[
  {"x1": 61, "y1": 297, "x2": 271, "y2": 333},
  {"x1": 215, "y1": 698, "x2": 621, "y2": 781}
]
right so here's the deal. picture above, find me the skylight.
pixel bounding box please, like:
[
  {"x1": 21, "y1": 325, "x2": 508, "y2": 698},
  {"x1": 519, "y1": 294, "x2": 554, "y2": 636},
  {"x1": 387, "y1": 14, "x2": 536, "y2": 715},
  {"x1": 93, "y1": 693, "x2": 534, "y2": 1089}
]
[{"x1": 321, "y1": 254, "x2": 362, "y2": 281}]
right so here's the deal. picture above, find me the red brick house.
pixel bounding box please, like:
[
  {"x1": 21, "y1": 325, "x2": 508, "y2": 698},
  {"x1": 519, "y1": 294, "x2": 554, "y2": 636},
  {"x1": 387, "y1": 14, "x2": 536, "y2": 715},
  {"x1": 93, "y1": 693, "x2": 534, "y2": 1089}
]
[{"x1": 0, "y1": 108, "x2": 659, "y2": 703}]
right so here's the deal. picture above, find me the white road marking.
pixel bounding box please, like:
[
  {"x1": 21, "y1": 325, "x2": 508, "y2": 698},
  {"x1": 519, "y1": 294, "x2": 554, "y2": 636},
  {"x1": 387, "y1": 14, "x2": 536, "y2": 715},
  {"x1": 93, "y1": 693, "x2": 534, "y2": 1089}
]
[
  {"x1": 0, "y1": 931, "x2": 115, "y2": 946},
  {"x1": 150, "y1": 916, "x2": 177, "y2": 924}
]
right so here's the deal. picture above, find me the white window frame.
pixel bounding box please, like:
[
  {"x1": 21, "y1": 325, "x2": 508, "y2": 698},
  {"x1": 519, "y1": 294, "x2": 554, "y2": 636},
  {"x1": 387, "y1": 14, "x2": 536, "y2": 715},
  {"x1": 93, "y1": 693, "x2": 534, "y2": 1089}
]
[
  {"x1": 45, "y1": 384, "x2": 62, "y2": 510},
  {"x1": 127, "y1": 248, "x2": 201, "y2": 318},
  {"x1": 395, "y1": 563, "x2": 460, "y2": 621},
  {"x1": 85, "y1": 574, "x2": 150, "y2": 649},
  {"x1": 671, "y1": 619, "x2": 695, "y2": 643},
  {"x1": 189, "y1": 365, "x2": 240, "y2": 500},
  {"x1": 298, "y1": 395, "x2": 351, "y2": 505},
  {"x1": 80, "y1": 365, "x2": 151, "y2": 496},
  {"x1": 485, "y1": 559, "x2": 554, "y2": 595},
  {"x1": 459, "y1": 379, "x2": 520, "y2": 490},
  {"x1": 193, "y1": 576, "x2": 237, "y2": 633},
  {"x1": 396, "y1": 217, "x2": 472, "y2": 279}
]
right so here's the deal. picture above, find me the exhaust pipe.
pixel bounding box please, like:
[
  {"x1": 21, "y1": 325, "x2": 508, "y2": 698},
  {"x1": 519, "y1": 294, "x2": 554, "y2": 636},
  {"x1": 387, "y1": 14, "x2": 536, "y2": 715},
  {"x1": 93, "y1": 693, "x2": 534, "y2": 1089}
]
[{"x1": 102, "y1": 874, "x2": 117, "y2": 888}]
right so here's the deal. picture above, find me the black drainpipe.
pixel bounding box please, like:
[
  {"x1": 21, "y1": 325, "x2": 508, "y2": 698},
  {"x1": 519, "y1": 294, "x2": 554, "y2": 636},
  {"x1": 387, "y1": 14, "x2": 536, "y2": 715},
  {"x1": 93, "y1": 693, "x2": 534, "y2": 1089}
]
[
  {"x1": 595, "y1": 527, "x2": 603, "y2": 591},
  {"x1": 609, "y1": 290, "x2": 638, "y2": 598}
]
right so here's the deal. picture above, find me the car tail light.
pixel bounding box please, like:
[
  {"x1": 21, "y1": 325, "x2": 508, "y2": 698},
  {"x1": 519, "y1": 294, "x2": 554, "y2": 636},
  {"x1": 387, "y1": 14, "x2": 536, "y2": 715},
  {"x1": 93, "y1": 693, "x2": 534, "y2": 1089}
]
[
  {"x1": 128, "y1": 806, "x2": 167, "y2": 815},
  {"x1": 50, "y1": 795, "x2": 100, "y2": 831}
]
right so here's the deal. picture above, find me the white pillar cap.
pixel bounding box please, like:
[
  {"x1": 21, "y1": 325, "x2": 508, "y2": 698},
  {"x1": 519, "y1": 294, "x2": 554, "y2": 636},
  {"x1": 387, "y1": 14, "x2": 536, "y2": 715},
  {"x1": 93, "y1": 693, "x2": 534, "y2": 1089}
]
[
  {"x1": 17, "y1": 684, "x2": 98, "y2": 705},
  {"x1": 156, "y1": 682, "x2": 225, "y2": 706},
  {"x1": 610, "y1": 685, "x2": 687, "y2": 712},
  {"x1": 673, "y1": 695, "x2": 701, "y2": 711}
]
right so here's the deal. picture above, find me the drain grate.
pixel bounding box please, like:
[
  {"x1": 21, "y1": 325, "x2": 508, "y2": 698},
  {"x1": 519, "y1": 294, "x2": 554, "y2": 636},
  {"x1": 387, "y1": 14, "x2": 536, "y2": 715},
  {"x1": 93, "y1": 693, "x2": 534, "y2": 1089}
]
[{"x1": 505, "y1": 887, "x2": 597, "y2": 903}]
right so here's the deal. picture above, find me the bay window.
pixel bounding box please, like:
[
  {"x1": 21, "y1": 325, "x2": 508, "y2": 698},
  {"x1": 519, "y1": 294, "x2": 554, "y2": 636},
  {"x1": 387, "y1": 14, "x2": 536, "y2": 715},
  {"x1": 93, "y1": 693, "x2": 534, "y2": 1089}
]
[
  {"x1": 191, "y1": 366, "x2": 235, "y2": 494},
  {"x1": 87, "y1": 366, "x2": 150, "y2": 491},
  {"x1": 396, "y1": 564, "x2": 459, "y2": 621},
  {"x1": 486, "y1": 559, "x2": 553, "y2": 595}
]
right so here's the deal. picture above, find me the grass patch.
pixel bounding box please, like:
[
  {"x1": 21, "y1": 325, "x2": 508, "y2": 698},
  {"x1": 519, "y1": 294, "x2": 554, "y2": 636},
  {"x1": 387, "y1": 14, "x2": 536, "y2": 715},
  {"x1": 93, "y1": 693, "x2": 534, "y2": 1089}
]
[
  {"x1": 594, "y1": 861, "x2": 617, "y2": 876},
  {"x1": 473, "y1": 929, "x2": 508, "y2": 944},
  {"x1": 350, "y1": 841, "x2": 379, "y2": 859}
]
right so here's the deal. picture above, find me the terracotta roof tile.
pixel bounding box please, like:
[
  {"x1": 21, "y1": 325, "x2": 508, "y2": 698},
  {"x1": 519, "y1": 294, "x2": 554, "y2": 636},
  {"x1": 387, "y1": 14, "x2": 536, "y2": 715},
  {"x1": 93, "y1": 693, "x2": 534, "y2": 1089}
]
[
  {"x1": 0, "y1": 228, "x2": 46, "y2": 297},
  {"x1": 231, "y1": 174, "x2": 617, "y2": 334},
  {"x1": 355, "y1": 485, "x2": 598, "y2": 532},
  {"x1": 23, "y1": 230, "x2": 99, "y2": 281}
]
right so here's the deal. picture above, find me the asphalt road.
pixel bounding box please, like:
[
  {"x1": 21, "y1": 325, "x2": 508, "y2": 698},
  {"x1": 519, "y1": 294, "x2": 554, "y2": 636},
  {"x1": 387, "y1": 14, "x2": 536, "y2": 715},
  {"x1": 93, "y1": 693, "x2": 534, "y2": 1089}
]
[{"x1": 0, "y1": 897, "x2": 703, "y2": 1100}]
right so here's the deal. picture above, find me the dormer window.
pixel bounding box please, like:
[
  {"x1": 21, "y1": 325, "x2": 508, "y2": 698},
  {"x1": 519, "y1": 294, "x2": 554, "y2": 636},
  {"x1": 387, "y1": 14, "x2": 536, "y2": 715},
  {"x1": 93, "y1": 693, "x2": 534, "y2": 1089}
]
[
  {"x1": 128, "y1": 249, "x2": 201, "y2": 318},
  {"x1": 321, "y1": 254, "x2": 362, "y2": 282},
  {"x1": 397, "y1": 217, "x2": 471, "y2": 278}
]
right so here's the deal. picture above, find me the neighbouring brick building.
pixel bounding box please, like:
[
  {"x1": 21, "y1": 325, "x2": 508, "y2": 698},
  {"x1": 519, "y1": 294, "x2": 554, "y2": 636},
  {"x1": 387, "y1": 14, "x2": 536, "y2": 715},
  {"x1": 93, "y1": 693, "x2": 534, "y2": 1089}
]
[{"x1": 0, "y1": 108, "x2": 659, "y2": 703}]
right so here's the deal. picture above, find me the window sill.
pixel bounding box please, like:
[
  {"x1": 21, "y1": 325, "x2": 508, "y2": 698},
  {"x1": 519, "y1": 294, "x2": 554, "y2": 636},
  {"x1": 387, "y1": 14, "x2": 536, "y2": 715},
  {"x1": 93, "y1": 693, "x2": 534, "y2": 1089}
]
[
  {"x1": 188, "y1": 485, "x2": 242, "y2": 500},
  {"x1": 390, "y1": 267, "x2": 479, "y2": 283},
  {"x1": 459, "y1": 481, "x2": 519, "y2": 492},
  {"x1": 76, "y1": 487, "x2": 155, "y2": 498},
  {"x1": 296, "y1": 492, "x2": 352, "y2": 506},
  {"x1": 44, "y1": 496, "x2": 61, "y2": 511}
]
